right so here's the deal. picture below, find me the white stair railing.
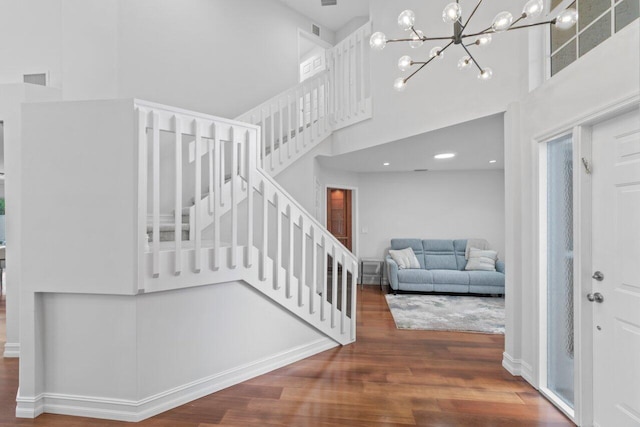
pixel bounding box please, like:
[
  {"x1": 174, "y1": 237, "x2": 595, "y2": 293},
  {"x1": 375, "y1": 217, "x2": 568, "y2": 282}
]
[
  {"x1": 235, "y1": 21, "x2": 373, "y2": 176},
  {"x1": 182, "y1": 22, "x2": 374, "y2": 238},
  {"x1": 235, "y1": 70, "x2": 332, "y2": 177},
  {"x1": 328, "y1": 21, "x2": 373, "y2": 131},
  {"x1": 136, "y1": 100, "x2": 358, "y2": 345}
]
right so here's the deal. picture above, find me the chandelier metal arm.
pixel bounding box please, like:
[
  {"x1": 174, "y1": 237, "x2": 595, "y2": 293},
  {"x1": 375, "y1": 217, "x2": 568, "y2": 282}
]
[
  {"x1": 460, "y1": 0, "x2": 485, "y2": 33},
  {"x1": 387, "y1": 36, "x2": 455, "y2": 43},
  {"x1": 405, "y1": 40, "x2": 455, "y2": 83},
  {"x1": 460, "y1": 26, "x2": 495, "y2": 39},
  {"x1": 506, "y1": 19, "x2": 557, "y2": 32},
  {"x1": 461, "y1": 43, "x2": 484, "y2": 73}
]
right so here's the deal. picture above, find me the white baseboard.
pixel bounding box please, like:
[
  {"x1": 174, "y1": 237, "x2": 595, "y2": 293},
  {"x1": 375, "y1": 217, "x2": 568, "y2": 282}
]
[
  {"x1": 502, "y1": 352, "x2": 535, "y2": 387},
  {"x1": 16, "y1": 337, "x2": 337, "y2": 422},
  {"x1": 3, "y1": 342, "x2": 20, "y2": 358}
]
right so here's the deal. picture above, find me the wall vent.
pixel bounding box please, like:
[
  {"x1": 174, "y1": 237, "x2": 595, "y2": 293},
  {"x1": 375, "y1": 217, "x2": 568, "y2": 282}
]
[
  {"x1": 23, "y1": 73, "x2": 47, "y2": 86},
  {"x1": 321, "y1": 0, "x2": 337, "y2": 6},
  {"x1": 312, "y1": 24, "x2": 320, "y2": 36},
  {"x1": 413, "y1": 169, "x2": 430, "y2": 172}
]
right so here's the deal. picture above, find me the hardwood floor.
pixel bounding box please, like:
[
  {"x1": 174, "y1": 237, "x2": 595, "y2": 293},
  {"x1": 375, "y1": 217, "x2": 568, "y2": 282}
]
[{"x1": 0, "y1": 288, "x2": 573, "y2": 426}]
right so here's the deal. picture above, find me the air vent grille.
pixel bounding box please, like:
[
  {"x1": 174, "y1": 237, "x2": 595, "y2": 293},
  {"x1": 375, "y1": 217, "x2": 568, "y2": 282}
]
[
  {"x1": 312, "y1": 24, "x2": 320, "y2": 36},
  {"x1": 321, "y1": 0, "x2": 337, "y2": 6},
  {"x1": 23, "y1": 73, "x2": 47, "y2": 86},
  {"x1": 413, "y1": 169, "x2": 430, "y2": 172}
]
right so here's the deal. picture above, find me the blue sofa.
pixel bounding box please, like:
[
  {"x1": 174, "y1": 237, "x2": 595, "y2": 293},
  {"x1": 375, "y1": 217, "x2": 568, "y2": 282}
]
[{"x1": 385, "y1": 239, "x2": 505, "y2": 295}]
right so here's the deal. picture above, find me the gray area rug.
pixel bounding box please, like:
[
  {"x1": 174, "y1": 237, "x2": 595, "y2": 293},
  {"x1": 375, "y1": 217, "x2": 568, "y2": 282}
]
[{"x1": 385, "y1": 294, "x2": 505, "y2": 334}]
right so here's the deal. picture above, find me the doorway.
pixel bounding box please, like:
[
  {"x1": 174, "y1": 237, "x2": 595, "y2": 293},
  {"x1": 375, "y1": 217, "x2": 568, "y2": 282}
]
[
  {"x1": 539, "y1": 105, "x2": 640, "y2": 426},
  {"x1": 298, "y1": 29, "x2": 330, "y2": 83},
  {"x1": 590, "y1": 107, "x2": 640, "y2": 427},
  {"x1": 326, "y1": 187, "x2": 352, "y2": 252}
]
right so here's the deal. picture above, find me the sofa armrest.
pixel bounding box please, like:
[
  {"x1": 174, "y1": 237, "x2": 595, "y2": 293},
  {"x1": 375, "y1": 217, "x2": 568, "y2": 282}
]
[
  {"x1": 385, "y1": 256, "x2": 399, "y2": 290},
  {"x1": 496, "y1": 260, "x2": 505, "y2": 274}
]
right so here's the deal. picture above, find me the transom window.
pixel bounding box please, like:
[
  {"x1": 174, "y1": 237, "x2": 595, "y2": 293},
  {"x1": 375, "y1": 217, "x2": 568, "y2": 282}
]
[{"x1": 550, "y1": 0, "x2": 639, "y2": 76}]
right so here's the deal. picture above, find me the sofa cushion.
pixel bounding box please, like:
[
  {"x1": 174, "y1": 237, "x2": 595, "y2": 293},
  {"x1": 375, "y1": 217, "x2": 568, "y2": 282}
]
[
  {"x1": 391, "y1": 239, "x2": 425, "y2": 269},
  {"x1": 465, "y1": 248, "x2": 498, "y2": 271},
  {"x1": 422, "y1": 240, "x2": 457, "y2": 270},
  {"x1": 389, "y1": 247, "x2": 420, "y2": 269},
  {"x1": 397, "y1": 269, "x2": 434, "y2": 284},
  {"x1": 468, "y1": 271, "x2": 505, "y2": 287},
  {"x1": 453, "y1": 239, "x2": 468, "y2": 270},
  {"x1": 431, "y1": 269, "x2": 470, "y2": 285}
]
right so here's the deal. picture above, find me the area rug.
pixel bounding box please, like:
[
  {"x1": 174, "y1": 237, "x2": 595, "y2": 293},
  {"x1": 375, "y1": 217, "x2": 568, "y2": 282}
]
[{"x1": 385, "y1": 294, "x2": 505, "y2": 334}]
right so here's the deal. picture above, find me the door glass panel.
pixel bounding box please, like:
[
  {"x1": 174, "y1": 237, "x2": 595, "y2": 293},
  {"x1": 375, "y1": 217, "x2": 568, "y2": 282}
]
[{"x1": 547, "y1": 134, "x2": 575, "y2": 408}]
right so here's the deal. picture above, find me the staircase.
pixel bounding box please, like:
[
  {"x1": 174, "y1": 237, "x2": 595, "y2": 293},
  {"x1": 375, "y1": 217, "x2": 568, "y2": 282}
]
[
  {"x1": 141, "y1": 22, "x2": 372, "y2": 344},
  {"x1": 138, "y1": 100, "x2": 358, "y2": 345}
]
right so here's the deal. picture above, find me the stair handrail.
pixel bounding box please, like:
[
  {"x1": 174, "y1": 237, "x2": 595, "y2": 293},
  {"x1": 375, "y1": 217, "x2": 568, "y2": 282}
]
[
  {"x1": 255, "y1": 168, "x2": 357, "y2": 267},
  {"x1": 234, "y1": 70, "x2": 330, "y2": 124}
]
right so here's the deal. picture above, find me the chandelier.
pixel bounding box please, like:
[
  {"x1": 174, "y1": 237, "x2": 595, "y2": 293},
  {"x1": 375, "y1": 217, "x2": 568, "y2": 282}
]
[{"x1": 370, "y1": 0, "x2": 578, "y2": 90}]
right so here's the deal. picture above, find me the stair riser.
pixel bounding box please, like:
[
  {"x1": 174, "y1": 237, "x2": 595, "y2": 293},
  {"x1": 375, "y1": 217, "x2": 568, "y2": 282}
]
[{"x1": 148, "y1": 230, "x2": 190, "y2": 242}]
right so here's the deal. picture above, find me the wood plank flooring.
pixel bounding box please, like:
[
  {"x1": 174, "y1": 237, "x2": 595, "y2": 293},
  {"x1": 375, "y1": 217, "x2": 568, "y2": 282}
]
[{"x1": 0, "y1": 288, "x2": 573, "y2": 426}]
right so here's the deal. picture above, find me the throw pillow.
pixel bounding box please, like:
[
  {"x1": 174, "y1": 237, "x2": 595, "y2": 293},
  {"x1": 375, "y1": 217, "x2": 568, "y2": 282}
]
[
  {"x1": 464, "y1": 247, "x2": 498, "y2": 271},
  {"x1": 388, "y1": 247, "x2": 420, "y2": 269}
]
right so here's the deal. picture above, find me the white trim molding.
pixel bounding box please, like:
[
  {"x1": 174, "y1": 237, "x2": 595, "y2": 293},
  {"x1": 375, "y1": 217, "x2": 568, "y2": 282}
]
[
  {"x1": 502, "y1": 352, "x2": 535, "y2": 385},
  {"x1": 16, "y1": 338, "x2": 337, "y2": 421},
  {"x1": 3, "y1": 342, "x2": 20, "y2": 358}
]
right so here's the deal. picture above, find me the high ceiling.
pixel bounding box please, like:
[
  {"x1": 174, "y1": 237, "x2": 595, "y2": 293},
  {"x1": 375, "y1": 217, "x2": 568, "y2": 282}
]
[
  {"x1": 318, "y1": 114, "x2": 505, "y2": 173},
  {"x1": 277, "y1": 0, "x2": 370, "y2": 32},
  {"x1": 276, "y1": 1, "x2": 506, "y2": 174}
]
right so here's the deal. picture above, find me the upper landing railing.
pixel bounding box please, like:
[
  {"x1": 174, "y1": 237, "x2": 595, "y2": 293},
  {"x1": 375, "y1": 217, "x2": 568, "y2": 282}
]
[{"x1": 235, "y1": 21, "x2": 372, "y2": 177}]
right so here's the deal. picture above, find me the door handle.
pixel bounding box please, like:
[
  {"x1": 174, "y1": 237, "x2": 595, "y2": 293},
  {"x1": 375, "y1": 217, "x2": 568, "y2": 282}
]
[
  {"x1": 587, "y1": 292, "x2": 604, "y2": 303},
  {"x1": 592, "y1": 271, "x2": 604, "y2": 281}
]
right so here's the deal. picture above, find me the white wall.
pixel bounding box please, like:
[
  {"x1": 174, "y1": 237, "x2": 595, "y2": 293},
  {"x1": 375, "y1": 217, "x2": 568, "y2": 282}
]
[
  {"x1": 331, "y1": 0, "x2": 529, "y2": 156},
  {"x1": 0, "y1": 0, "x2": 63, "y2": 88},
  {"x1": 37, "y1": 281, "x2": 329, "y2": 420},
  {"x1": 0, "y1": 0, "x2": 335, "y2": 118},
  {"x1": 0, "y1": 84, "x2": 62, "y2": 358},
  {"x1": 358, "y1": 170, "x2": 505, "y2": 260},
  {"x1": 21, "y1": 100, "x2": 138, "y2": 296},
  {"x1": 275, "y1": 142, "x2": 506, "y2": 262},
  {"x1": 335, "y1": 16, "x2": 370, "y2": 43},
  {"x1": 275, "y1": 135, "x2": 334, "y2": 218},
  {"x1": 117, "y1": 0, "x2": 334, "y2": 118},
  {"x1": 504, "y1": 21, "x2": 639, "y2": 385}
]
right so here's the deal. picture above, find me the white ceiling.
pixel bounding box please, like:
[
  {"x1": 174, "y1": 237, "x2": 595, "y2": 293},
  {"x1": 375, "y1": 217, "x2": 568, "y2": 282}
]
[
  {"x1": 277, "y1": 0, "x2": 370, "y2": 32},
  {"x1": 318, "y1": 114, "x2": 505, "y2": 173}
]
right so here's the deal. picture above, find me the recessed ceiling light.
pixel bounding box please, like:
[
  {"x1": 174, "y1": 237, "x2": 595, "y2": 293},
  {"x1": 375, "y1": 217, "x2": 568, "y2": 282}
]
[
  {"x1": 383, "y1": 162, "x2": 390, "y2": 166},
  {"x1": 434, "y1": 153, "x2": 456, "y2": 160},
  {"x1": 489, "y1": 160, "x2": 497, "y2": 164}
]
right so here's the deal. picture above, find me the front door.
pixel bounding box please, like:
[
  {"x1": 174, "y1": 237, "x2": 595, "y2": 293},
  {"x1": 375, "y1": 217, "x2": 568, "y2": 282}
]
[
  {"x1": 592, "y1": 107, "x2": 640, "y2": 427},
  {"x1": 326, "y1": 188, "x2": 352, "y2": 251}
]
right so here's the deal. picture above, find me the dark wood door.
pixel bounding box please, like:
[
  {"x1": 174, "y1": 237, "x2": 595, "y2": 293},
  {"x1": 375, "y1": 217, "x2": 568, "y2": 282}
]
[{"x1": 326, "y1": 188, "x2": 352, "y2": 251}]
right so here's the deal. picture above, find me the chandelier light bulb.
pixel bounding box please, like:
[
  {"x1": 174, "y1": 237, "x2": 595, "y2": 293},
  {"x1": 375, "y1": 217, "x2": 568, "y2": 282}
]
[
  {"x1": 429, "y1": 46, "x2": 444, "y2": 59},
  {"x1": 409, "y1": 30, "x2": 425, "y2": 48},
  {"x1": 492, "y1": 11, "x2": 514, "y2": 32},
  {"x1": 398, "y1": 55, "x2": 413, "y2": 71},
  {"x1": 398, "y1": 10, "x2": 416, "y2": 31},
  {"x1": 555, "y1": 8, "x2": 578, "y2": 29},
  {"x1": 442, "y1": 3, "x2": 462, "y2": 23},
  {"x1": 475, "y1": 34, "x2": 492, "y2": 47},
  {"x1": 457, "y1": 56, "x2": 473, "y2": 70},
  {"x1": 393, "y1": 77, "x2": 407, "y2": 92},
  {"x1": 370, "y1": 32, "x2": 387, "y2": 50},
  {"x1": 522, "y1": 0, "x2": 544, "y2": 19},
  {"x1": 478, "y1": 68, "x2": 493, "y2": 81}
]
